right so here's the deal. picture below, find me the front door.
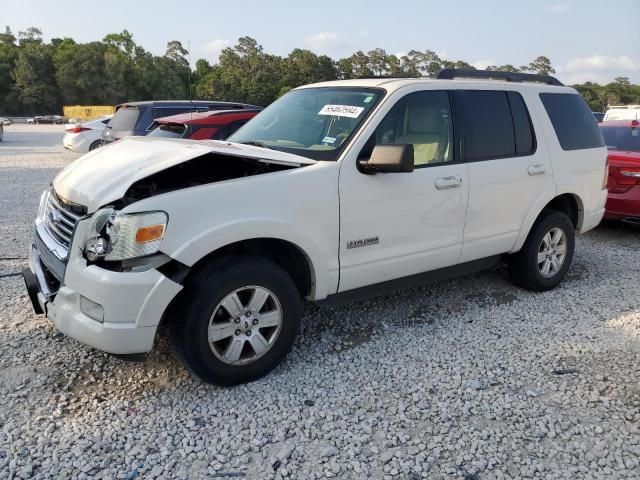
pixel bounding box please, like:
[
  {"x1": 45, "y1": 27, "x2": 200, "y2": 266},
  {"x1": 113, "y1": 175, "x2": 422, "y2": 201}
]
[{"x1": 338, "y1": 88, "x2": 469, "y2": 292}]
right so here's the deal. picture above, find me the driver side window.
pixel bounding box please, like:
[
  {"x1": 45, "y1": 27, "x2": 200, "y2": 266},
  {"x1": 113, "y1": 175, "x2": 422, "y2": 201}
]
[{"x1": 360, "y1": 90, "x2": 454, "y2": 167}]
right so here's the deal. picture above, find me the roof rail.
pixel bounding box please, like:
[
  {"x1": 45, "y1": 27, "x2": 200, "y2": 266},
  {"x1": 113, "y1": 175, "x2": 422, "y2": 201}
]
[{"x1": 435, "y1": 69, "x2": 564, "y2": 86}]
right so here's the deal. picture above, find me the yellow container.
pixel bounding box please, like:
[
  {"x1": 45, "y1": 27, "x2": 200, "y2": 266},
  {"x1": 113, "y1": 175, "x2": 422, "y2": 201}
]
[{"x1": 63, "y1": 105, "x2": 115, "y2": 122}]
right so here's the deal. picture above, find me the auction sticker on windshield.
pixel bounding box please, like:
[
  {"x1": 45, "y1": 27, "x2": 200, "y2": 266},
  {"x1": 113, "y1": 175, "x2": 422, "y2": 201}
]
[{"x1": 319, "y1": 105, "x2": 365, "y2": 118}]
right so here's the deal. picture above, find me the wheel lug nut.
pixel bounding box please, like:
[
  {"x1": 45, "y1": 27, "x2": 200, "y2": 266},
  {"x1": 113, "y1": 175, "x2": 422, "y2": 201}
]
[
  {"x1": 235, "y1": 329, "x2": 241, "y2": 336},
  {"x1": 245, "y1": 311, "x2": 251, "y2": 317},
  {"x1": 246, "y1": 330, "x2": 252, "y2": 336},
  {"x1": 252, "y1": 319, "x2": 259, "y2": 325},
  {"x1": 234, "y1": 318, "x2": 240, "y2": 324}
]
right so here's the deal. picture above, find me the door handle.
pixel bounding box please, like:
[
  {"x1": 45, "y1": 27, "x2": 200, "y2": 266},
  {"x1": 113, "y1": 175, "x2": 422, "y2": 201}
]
[
  {"x1": 528, "y1": 164, "x2": 546, "y2": 176},
  {"x1": 435, "y1": 175, "x2": 462, "y2": 190}
]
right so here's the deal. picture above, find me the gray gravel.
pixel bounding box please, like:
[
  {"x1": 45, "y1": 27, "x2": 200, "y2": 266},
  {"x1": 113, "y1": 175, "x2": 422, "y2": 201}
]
[{"x1": 1, "y1": 124, "x2": 639, "y2": 479}]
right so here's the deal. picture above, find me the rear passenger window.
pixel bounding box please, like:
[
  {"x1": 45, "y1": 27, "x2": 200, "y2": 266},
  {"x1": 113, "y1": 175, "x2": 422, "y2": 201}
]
[
  {"x1": 461, "y1": 91, "x2": 515, "y2": 160},
  {"x1": 539, "y1": 93, "x2": 604, "y2": 150},
  {"x1": 507, "y1": 92, "x2": 535, "y2": 155}
]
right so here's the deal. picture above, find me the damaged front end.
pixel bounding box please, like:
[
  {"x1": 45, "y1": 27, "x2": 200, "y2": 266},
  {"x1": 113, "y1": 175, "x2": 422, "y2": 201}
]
[
  {"x1": 71, "y1": 142, "x2": 314, "y2": 273},
  {"x1": 120, "y1": 151, "x2": 299, "y2": 207}
]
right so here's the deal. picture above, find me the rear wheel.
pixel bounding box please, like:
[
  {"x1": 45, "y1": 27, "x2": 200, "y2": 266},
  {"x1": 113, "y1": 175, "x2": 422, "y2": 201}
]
[
  {"x1": 170, "y1": 255, "x2": 302, "y2": 386},
  {"x1": 508, "y1": 210, "x2": 575, "y2": 291},
  {"x1": 89, "y1": 140, "x2": 102, "y2": 151}
]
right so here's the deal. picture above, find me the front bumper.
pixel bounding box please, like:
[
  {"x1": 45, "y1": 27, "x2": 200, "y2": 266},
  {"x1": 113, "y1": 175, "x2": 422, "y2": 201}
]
[{"x1": 23, "y1": 218, "x2": 183, "y2": 354}]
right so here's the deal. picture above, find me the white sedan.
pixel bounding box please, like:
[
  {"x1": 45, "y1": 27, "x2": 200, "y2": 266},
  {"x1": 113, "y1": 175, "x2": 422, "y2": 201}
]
[{"x1": 63, "y1": 115, "x2": 113, "y2": 153}]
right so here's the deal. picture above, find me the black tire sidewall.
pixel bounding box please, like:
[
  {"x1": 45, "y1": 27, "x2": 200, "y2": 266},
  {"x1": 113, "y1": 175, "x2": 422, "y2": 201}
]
[
  {"x1": 174, "y1": 257, "x2": 302, "y2": 386},
  {"x1": 89, "y1": 140, "x2": 101, "y2": 151},
  {"x1": 518, "y1": 211, "x2": 575, "y2": 290}
]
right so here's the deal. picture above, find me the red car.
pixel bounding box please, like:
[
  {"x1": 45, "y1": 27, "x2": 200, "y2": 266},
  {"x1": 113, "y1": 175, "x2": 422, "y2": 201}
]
[
  {"x1": 600, "y1": 120, "x2": 640, "y2": 224},
  {"x1": 147, "y1": 109, "x2": 262, "y2": 141}
]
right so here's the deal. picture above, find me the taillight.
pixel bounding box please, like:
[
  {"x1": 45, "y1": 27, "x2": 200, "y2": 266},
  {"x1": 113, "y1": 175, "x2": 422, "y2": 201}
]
[
  {"x1": 65, "y1": 126, "x2": 91, "y2": 133},
  {"x1": 609, "y1": 165, "x2": 640, "y2": 193},
  {"x1": 618, "y1": 167, "x2": 640, "y2": 183}
]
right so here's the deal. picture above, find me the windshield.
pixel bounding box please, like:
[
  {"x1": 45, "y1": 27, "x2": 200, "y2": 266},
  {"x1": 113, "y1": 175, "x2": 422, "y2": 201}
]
[
  {"x1": 228, "y1": 87, "x2": 384, "y2": 161},
  {"x1": 148, "y1": 123, "x2": 187, "y2": 139},
  {"x1": 600, "y1": 126, "x2": 640, "y2": 152}
]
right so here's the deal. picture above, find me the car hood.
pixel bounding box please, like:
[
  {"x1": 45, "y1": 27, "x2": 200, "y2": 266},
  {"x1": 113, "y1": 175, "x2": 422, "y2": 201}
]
[{"x1": 53, "y1": 137, "x2": 316, "y2": 212}]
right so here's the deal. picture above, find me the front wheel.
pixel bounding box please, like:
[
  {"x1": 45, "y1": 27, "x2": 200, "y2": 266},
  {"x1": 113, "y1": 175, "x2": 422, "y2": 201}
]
[
  {"x1": 170, "y1": 255, "x2": 303, "y2": 386},
  {"x1": 508, "y1": 211, "x2": 575, "y2": 292}
]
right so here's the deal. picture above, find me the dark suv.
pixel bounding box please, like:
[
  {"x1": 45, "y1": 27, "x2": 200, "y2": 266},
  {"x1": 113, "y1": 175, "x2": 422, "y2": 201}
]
[{"x1": 101, "y1": 100, "x2": 261, "y2": 144}]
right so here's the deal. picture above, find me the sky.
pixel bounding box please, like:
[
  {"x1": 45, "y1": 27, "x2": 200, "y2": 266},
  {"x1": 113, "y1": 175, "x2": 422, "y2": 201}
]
[{"x1": 4, "y1": 0, "x2": 640, "y2": 84}]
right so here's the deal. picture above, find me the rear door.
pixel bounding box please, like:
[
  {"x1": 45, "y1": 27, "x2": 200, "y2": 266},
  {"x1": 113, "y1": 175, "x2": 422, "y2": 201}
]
[{"x1": 457, "y1": 89, "x2": 554, "y2": 262}]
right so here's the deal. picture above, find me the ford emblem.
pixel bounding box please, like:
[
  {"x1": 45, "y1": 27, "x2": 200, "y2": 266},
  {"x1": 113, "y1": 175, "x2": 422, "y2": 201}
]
[{"x1": 49, "y1": 210, "x2": 63, "y2": 225}]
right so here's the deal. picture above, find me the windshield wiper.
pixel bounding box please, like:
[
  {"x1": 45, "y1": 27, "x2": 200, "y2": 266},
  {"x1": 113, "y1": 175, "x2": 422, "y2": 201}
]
[{"x1": 238, "y1": 140, "x2": 274, "y2": 150}]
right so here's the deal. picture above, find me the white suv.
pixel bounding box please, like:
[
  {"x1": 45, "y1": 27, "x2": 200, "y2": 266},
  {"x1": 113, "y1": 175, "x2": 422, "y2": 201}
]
[{"x1": 23, "y1": 70, "x2": 608, "y2": 385}]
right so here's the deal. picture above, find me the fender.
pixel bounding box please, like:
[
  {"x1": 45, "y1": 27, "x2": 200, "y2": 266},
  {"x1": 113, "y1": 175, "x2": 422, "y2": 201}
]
[
  {"x1": 162, "y1": 218, "x2": 334, "y2": 300},
  {"x1": 511, "y1": 182, "x2": 585, "y2": 252}
]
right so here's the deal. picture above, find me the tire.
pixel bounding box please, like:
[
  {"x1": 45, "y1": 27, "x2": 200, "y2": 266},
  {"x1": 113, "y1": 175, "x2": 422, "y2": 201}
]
[
  {"x1": 170, "y1": 255, "x2": 303, "y2": 386},
  {"x1": 508, "y1": 210, "x2": 575, "y2": 292},
  {"x1": 89, "y1": 140, "x2": 102, "y2": 151}
]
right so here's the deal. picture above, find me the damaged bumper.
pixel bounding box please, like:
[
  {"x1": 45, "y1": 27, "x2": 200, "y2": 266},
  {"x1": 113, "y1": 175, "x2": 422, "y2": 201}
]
[{"x1": 24, "y1": 220, "x2": 183, "y2": 355}]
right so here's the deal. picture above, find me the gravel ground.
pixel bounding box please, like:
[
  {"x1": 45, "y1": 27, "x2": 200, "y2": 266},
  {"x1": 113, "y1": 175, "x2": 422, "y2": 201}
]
[{"x1": 0, "y1": 124, "x2": 639, "y2": 479}]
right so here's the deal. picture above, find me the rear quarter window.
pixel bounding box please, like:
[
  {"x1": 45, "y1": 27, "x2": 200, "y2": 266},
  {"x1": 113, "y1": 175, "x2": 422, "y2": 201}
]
[{"x1": 539, "y1": 93, "x2": 604, "y2": 150}]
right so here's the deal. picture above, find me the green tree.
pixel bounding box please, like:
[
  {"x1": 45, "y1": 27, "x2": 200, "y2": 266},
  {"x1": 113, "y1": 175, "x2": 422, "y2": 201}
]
[
  {"x1": 282, "y1": 48, "x2": 336, "y2": 88},
  {"x1": 53, "y1": 40, "x2": 106, "y2": 105},
  {"x1": 17, "y1": 27, "x2": 43, "y2": 45},
  {"x1": 521, "y1": 56, "x2": 555, "y2": 75},
  {"x1": 367, "y1": 48, "x2": 388, "y2": 76},
  {"x1": 386, "y1": 54, "x2": 404, "y2": 77},
  {"x1": 215, "y1": 37, "x2": 284, "y2": 105},
  {"x1": 12, "y1": 41, "x2": 58, "y2": 113},
  {"x1": 486, "y1": 64, "x2": 520, "y2": 73},
  {"x1": 0, "y1": 26, "x2": 18, "y2": 113},
  {"x1": 349, "y1": 51, "x2": 373, "y2": 77},
  {"x1": 1, "y1": 25, "x2": 639, "y2": 115},
  {"x1": 336, "y1": 57, "x2": 354, "y2": 79}
]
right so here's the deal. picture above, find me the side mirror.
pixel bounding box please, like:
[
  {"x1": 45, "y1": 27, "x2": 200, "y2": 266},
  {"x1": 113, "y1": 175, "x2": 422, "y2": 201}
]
[{"x1": 358, "y1": 144, "x2": 414, "y2": 174}]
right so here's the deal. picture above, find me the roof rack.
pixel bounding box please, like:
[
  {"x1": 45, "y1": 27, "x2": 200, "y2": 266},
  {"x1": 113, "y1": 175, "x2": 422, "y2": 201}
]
[{"x1": 435, "y1": 69, "x2": 564, "y2": 86}]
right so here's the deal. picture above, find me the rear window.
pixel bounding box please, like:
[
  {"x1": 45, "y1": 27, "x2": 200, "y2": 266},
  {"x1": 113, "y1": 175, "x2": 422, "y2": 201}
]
[
  {"x1": 461, "y1": 91, "x2": 516, "y2": 160},
  {"x1": 148, "y1": 124, "x2": 187, "y2": 139},
  {"x1": 109, "y1": 106, "x2": 140, "y2": 131},
  {"x1": 600, "y1": 125, "x2": 640, "y2": 152},
  {"x1": 540, "y1": 93, "x2": 604, "y2": 150}
]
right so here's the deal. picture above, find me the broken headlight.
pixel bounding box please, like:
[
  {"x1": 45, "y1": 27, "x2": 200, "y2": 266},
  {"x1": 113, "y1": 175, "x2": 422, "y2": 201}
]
[{"x1": 84, "y1": 209, "x2": 168, "y2": 262}]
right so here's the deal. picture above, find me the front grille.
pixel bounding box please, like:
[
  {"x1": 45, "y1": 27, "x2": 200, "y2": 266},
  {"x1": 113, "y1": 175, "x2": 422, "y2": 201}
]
[{"x1": 43, "y1": 191, "x2": 82, "y2": 249}]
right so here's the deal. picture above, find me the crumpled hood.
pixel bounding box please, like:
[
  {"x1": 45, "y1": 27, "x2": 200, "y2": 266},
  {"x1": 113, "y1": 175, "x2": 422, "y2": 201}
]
[{"x1": 53, "y1": 137, "x2": 315, "y2": 212}]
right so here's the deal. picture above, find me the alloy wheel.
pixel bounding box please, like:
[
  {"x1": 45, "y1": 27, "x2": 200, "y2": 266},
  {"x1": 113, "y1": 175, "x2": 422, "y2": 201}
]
[
  {"x1": 537, "y1": 227, "x2": 567, "y2": 278},
  {"x1": 207, "y1": 286, "x2": 283, "y2": 365}
]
